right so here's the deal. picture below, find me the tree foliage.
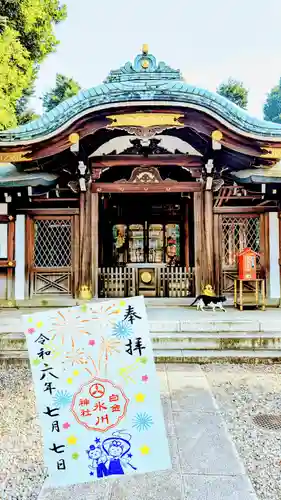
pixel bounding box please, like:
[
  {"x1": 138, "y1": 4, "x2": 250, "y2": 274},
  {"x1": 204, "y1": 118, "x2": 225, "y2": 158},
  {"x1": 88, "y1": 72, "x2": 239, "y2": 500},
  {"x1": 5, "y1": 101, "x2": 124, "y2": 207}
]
[
  {"x1": 0, "y1": 0, "x2": 67, "y2": 62},
  {"x1": 0, "y1": 0, "x2": 67, "y2": 130},
  {"x1": 263, "y1": 80, "x2": 281, "y2": 123},
  {"x1": 217, "y1": 78, "x2": 248, "y2": 110},
  {"x1": 42, "y1": 73, "x2": 81, "y2": 112},
  {"x1": 0, "y1": 26, "x2": 33, "y2": 130},
  {"x1": 15, "y1": 82, "x2": 40, "y2": 125}
]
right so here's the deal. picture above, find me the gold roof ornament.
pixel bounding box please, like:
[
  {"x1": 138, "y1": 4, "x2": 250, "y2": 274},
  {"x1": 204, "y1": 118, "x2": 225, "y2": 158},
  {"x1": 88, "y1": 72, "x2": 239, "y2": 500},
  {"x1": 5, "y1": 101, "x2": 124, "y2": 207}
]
[
  {"x1": 106, "y1": 112, "x2": 184, "y2": 129},
  {"x1": 260, "y1": 147, "x2": 281, "y2": 159},
  {"x1": 142, "y1": 44, "x2": 149, "y2": 55},
  {"x1": 69, "y1": 133, "x2": 80, "y2": 144},
  {"x1": 142, "y1": 59, "x2": 149, "y2": 69},
  {"x1": 0, "y1": 151, "x2": 32, "y2": 163},
  {"x1": 211, "y1": 130, "x2": 223, "y2": 142}
]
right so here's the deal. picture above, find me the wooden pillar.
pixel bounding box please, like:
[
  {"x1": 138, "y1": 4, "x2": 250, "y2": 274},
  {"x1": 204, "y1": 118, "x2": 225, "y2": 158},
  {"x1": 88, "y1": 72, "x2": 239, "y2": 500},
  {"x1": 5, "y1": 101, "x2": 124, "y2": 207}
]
[
  {"x1": 194, "y1": 191, "x2": 204, "y2": 295},
  {"x1": 91, "y1": 192, "x2": 99, "y2": 298},
  {"x1": 15, "y1": 214, "x2": 26, "y2": 300},
  {"x1": 204, "y1": 190, "x2": 214, "y2": 286},
  {"x1": 213, "y1": 214, "x2": 221, "y2": 294},
  {"x1": 261, "y1": 212, "x2": 270, "y2": 292},
  {"x1": 79, "y1": 186, "x2": 93, "y2": 298},
  {"x1": 194, "y1": 189, "x2": 215, "y2": 295},
  {"x1": 7, "y1": 215, "x2": 15, "y2": 301},
  {"x1": 184, "y1": 199, "x2": 189, "y2": 269},
  {"x1": 269, "y1": 212, "x2": 280, "y2": 299}
]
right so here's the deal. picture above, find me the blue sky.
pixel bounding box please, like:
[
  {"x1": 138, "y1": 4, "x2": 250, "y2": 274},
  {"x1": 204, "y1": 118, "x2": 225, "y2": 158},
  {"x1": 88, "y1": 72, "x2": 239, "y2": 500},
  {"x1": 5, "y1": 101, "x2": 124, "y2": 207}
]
[{"x1": 32, "y1": 0, "x2": 281, "y2": 118}]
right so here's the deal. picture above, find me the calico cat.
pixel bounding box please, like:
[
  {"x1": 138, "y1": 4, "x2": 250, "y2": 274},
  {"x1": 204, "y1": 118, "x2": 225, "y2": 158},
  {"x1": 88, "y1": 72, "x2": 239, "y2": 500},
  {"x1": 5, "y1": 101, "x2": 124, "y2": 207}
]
[{"x1": 190, "y1": 295, "x2": 227, "y2": 312}]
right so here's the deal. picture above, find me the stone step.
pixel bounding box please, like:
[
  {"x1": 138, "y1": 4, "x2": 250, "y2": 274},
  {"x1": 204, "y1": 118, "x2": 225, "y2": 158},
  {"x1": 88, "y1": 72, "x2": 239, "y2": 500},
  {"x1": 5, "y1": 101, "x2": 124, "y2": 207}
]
[
  {"x1": 1, "y1": 330, "x2": 281, "y2": 342},
  {"x1": 1, "y1": 348, "x2": 280, "y2": 367},
  {"x1": 1, "y1": 332, "x2": 281, "y2": 360},
  {"x1": 0, "y1": 349, "x2": 29, "y2": 367},
  {"x1": 154, "y1": 349, "x2": 281, "y2": 362},
  {"x1": 0, "y1": 297, "x2": 230, "y2": 308},
  {"x1": 153, "y1": 334, "x2": 281, "y2": 350},
  {"x1": 150, "y1": 319, "x2": 281, "y2": 333},
  {"x1": 1, "y1": 306, "x2": 281, "y2": 363},
  {"x1": 1, "y1": 319, "x2": 281, "y2": 334}
]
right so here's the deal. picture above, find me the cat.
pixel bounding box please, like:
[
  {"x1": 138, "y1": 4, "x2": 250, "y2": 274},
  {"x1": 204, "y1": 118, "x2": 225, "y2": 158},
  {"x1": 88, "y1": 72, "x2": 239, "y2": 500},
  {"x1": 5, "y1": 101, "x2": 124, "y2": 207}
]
[{"x1": 190, "y1": 295, "x2": 227, "y2": 312}]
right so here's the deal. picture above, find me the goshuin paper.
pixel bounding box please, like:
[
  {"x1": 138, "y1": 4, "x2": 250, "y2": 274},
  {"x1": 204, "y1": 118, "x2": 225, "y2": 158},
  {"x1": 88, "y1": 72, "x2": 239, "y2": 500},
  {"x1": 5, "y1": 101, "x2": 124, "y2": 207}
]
[{"x1": 23, "y1": 296, "x2": 171, "y2": 487}]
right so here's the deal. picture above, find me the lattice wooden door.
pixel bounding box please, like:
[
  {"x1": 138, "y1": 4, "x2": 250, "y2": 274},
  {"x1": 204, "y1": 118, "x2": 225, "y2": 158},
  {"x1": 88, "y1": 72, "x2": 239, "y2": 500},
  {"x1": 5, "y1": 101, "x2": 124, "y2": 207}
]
[
  {"x1": 219, "y1": 215, "x2": 261, "y2": 293},
  {"x1": 27, "y1": 215, "x2": 75, "y2": 297}
]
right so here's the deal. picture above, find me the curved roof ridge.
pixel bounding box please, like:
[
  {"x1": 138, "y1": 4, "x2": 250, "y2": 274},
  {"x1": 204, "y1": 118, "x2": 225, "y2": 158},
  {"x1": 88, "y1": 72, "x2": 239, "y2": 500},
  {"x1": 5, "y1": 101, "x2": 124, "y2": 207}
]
[{"x1": 1, "y1": 48, "x2": 281, "y2": 143}]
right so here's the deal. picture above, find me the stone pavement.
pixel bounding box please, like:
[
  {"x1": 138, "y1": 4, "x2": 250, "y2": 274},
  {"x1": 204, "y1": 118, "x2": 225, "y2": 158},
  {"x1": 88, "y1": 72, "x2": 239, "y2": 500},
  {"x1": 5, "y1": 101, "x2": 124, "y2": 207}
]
[
  {"x1": 39, "y1": 364, "x2": 257, "y2": 500},
  {"x1": 147, "y1": 305, "x2": 281, "y2": 325},
  {"x1": 2, "y1": 304, "x2": 281, "y2": 329}
]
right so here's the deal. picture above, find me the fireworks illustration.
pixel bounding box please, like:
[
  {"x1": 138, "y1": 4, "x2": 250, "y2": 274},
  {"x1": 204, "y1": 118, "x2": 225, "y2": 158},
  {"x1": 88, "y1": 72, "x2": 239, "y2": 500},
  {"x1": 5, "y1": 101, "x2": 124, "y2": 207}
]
[
  {"x1": 53, "y1": 390, "x2": 73, "y2": 408},
  {"x1": 48, "y1": 310, "x2": 90, "y2": 345},
  {"x1": 65, "y1": 348, "x2": 89, "y2": 365},
  {"x1": 65, "y1": 348, "x2": 98, "y2": 377},
  {"x1": 132, "y1": 412, "x2": 154, "y2": 432},
  {"x1": 112, "y1": 320, "x2": 133, "y2": 339},
  {"x1": 91, "y1": 304, "x2": 121, "y2": 329},
  {"x1": 98, "y1": 336, "x2": 121, "y2": 373}
]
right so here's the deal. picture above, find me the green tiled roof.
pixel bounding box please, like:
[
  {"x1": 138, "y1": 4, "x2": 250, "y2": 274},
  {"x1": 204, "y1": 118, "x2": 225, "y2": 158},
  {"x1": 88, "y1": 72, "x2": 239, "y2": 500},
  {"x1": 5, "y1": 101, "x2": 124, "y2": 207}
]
[
  {"x1": 0, "y1": 164, "x2": 58, "y2": 187},
  {"x1": 1, "y1": 50, "x2": 281, "y2": 142},
  {"x1": 232, "y1": 163, "x2": 281, "y2": 183}
]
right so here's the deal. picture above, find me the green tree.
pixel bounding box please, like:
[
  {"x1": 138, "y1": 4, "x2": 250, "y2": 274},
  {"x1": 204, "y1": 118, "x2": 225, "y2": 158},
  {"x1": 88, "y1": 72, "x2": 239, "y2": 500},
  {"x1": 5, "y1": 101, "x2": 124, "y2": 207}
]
[
  {"x1": 263, "y1": 79, "x2": 281, "y2": 123},
  {"x1": 0, "y1": 26, "x2": 33, "y2": 130},
  {"x1": 0, "y1": 0, "x2": 67, "y2": 129},
  {"x1": 42, "y1": 73, "x2": 81, "y2": 112},
  {"x1": 15, "y1": 83, "x2": 40, "y2": 125},
  {"x1": 217, "y1": 78, "x2": 248, "y2": 110},
  {"x1": 0, "y1": 0, "x2": 67, "y2": 62}
]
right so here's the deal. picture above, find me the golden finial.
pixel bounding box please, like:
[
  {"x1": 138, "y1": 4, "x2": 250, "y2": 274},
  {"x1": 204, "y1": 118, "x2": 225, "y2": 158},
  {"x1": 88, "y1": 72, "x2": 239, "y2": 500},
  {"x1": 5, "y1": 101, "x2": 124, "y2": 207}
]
[
  {"x1": 211, "y1": 130, "x2": 223, "y2": 142},
  {"x1": 142, "y1": 44, "x2": 149, "y2": 55},
  {"x1": 79, "y1": 285, "x2": 92, "y2": 300},
  {"x1": 202, "y1": 284, "x2": 215, "y2": 296}
]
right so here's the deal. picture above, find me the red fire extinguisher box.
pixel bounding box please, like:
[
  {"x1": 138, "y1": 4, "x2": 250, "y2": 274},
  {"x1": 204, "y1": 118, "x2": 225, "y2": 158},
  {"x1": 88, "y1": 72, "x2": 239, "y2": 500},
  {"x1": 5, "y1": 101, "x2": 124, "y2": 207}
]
[{"x1": 238, "y1": 248, "x2": 259, "y2": 280}]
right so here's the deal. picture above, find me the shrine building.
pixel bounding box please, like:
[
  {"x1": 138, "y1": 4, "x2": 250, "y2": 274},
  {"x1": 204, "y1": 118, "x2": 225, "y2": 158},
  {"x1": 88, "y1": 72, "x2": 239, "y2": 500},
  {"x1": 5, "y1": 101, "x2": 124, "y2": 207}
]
[{"x1": 0, "y1": 45, "x2": 281, "y2": 306}]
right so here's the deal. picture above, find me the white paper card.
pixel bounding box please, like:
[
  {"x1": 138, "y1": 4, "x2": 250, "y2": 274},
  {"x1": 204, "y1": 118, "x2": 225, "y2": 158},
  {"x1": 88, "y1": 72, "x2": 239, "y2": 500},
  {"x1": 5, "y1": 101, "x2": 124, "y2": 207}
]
[{"x1": 23, "y1": 296, "x2": 171, "y2": 488}]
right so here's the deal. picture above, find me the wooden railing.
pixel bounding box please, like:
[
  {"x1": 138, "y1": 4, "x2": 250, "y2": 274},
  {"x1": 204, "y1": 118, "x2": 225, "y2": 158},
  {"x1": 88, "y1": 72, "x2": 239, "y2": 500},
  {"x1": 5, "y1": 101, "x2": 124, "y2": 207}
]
[
  {"x1": 32, "y1": 268, "x2": 72, "y2": 295},
  {"x1": 98, "y1": 266, "x2": 195, "y2": 298},
  {"x1": 158, "y1": 267, "x2": 194, "y2": 297}
]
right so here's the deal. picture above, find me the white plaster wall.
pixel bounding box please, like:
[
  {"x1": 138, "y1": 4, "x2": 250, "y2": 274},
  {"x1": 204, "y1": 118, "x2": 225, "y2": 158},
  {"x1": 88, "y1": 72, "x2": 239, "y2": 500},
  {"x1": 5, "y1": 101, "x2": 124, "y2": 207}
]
[
  {"x1": 0, "y1": 203, "x2": 8, "y2": 215},
  {"x1": 269, "y1": 212, "x2": 281, "y2": 299},
  {"x1": 15, "y1": 214, "x2": 26, "y2": 300}
]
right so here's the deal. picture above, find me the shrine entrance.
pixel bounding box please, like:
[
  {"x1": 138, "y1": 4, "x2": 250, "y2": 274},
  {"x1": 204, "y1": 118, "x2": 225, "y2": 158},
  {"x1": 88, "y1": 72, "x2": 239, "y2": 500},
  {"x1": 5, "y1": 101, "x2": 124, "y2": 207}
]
[{"x1": 98, "y1": 194, "x2": 195, "y2": 298}]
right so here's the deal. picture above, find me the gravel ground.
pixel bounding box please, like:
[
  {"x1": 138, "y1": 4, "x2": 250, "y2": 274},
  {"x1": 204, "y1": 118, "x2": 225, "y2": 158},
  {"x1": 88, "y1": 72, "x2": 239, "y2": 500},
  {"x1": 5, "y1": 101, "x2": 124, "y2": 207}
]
[
  {"x1": 203, "y1": 363, "x2": 281, "y2": 500},
  {"x1": 1, "y1": 364, "x2": 281, "y2": 499},
  {"x1": 0, "y1": 367, "x2": 46, "y2": 500}
]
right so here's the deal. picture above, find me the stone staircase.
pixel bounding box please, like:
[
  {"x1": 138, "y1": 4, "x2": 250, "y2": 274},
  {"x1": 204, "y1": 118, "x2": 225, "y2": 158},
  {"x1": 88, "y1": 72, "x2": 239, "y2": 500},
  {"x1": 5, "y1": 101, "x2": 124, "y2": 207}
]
[{"x1": 0, "y1": 304, "x2": 281, "y2": 364}]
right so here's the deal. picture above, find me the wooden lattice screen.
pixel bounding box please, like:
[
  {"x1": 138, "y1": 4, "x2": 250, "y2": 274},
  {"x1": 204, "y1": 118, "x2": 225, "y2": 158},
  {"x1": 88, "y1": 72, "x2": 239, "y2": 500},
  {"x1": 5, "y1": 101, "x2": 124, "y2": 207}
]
[
  {"x1": 220, "y1": 215, "x2": 261, "y2": 293},
  {"x1": 29, "y1": 216, "x2": 73, "y2": 296}
]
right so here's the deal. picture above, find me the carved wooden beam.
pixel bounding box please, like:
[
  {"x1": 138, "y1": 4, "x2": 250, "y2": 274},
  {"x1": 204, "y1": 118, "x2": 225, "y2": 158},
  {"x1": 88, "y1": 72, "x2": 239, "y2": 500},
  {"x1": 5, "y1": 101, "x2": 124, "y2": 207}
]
[
  {"x1": 91, "y1": 155, "x2": 203, "y2": 168},
  {"x1": 0, "y1": 151, "x2": 32, "y2": 163},
  {"x1": 214, "y1": 206, "x2": 278, "y2": 214},
  {"x1": 92, "y1": 182, "x2": 201, "y2": 193}
]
